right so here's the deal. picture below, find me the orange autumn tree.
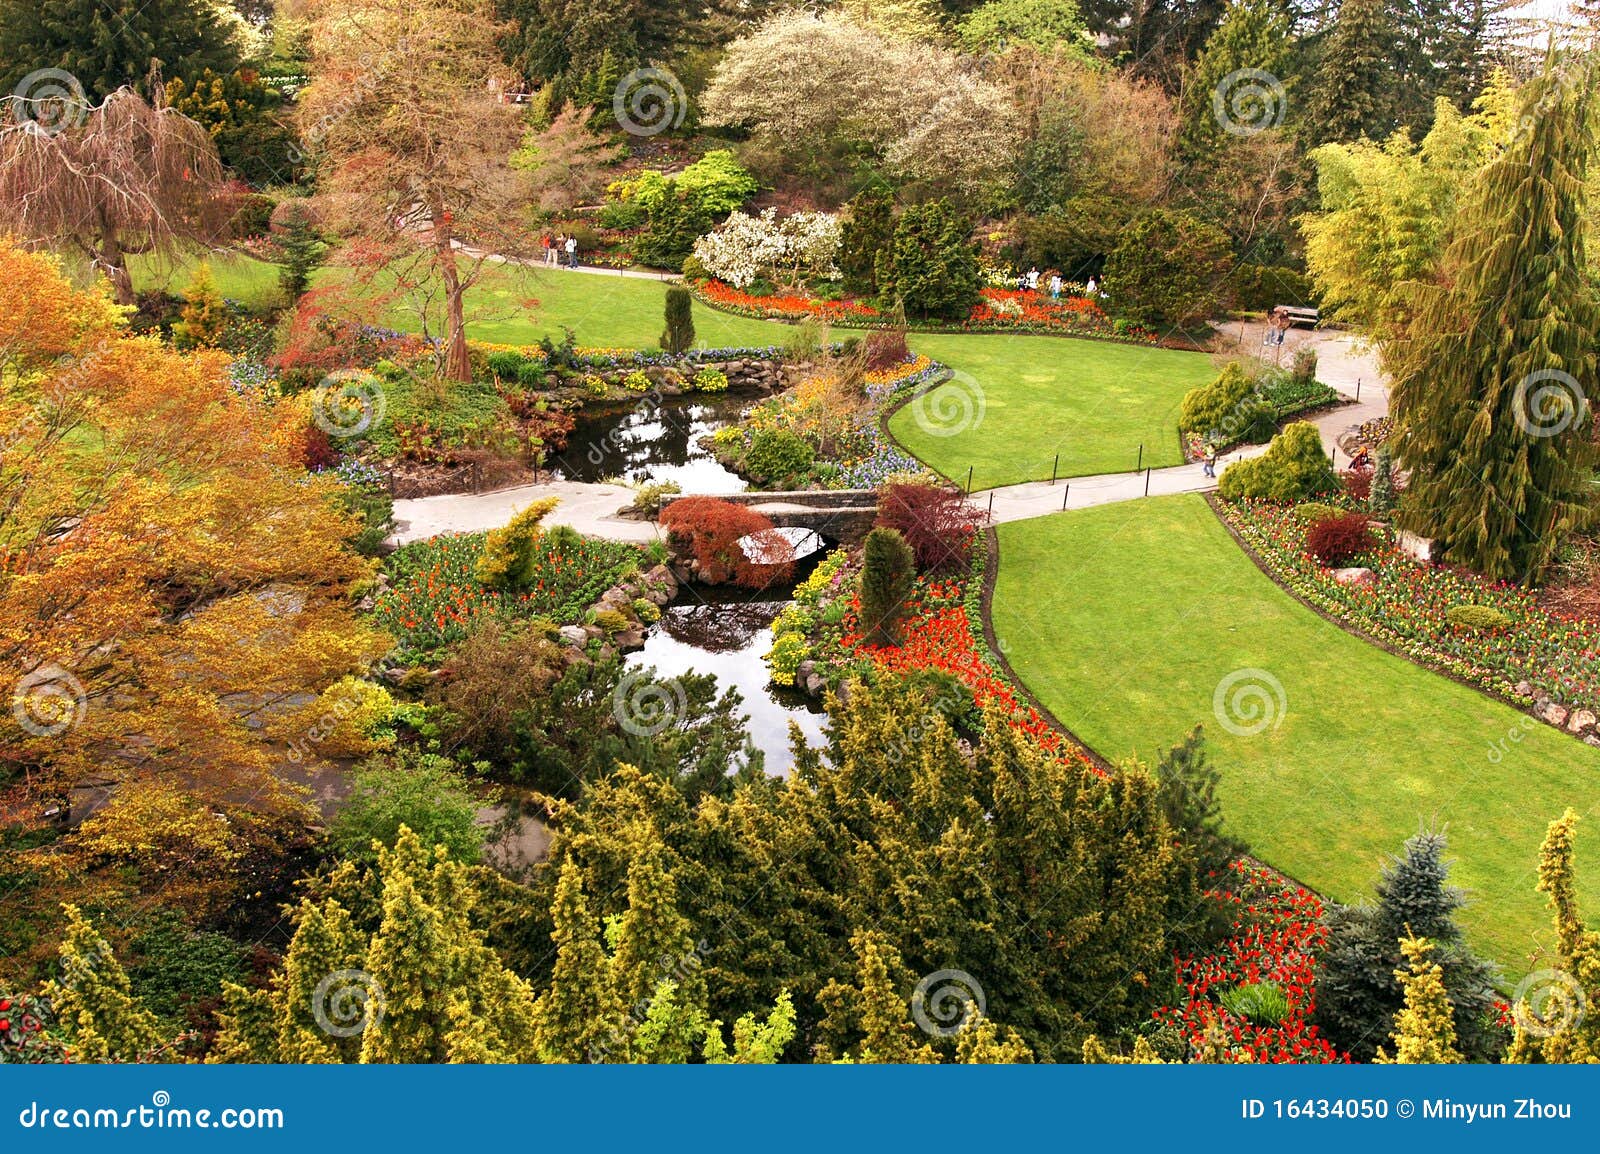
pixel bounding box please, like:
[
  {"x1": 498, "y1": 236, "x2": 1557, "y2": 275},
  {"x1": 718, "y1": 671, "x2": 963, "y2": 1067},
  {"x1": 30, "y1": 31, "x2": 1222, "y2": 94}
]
[{"x1": 0, "y1": 243, "x2": 388, "y2": 814}]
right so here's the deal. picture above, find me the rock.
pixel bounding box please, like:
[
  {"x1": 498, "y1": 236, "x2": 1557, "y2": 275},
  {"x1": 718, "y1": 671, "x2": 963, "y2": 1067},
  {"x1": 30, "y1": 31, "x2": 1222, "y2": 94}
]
[
  {"x1": 583, "y1": 624, "x2": 605, "y2": 642},
  {"x1": 560, "y1": 647, "x2": 591, "y2": 668},
  {"x1": 1332, "y1": 567, "x2": 1376, "y2": 587},
  {"x1": 796, "y1": 660, "x2": 817, "y2": 681},
  {"x1": 595, "y1": 644, "x2": 616, "y2": 663},
  {"x1": 804, "y1": 673, "x2": 826, "y2": 696},
  {"x1": 1587, "y1": 734, "x2": 1600, "y2": 748},
  {"x1": 834, "y1": 680, "x2": 851, "y2": 707},
  {"x1": 1543, "y1": 703, "x2": 1570, "y2": 728},
  {"x1": 558, "y1": 625, "x2": 588, "y2": 647},
  {"x1": 614, "y1": 629, "x2": 646, "y2": 650},
  {"x1": 1568, "y1": 709, "x2": 1597, "y2": 734},
  {"x1": 1395, "y1": 530, "x2": 1435, "y2": 564},
  {"x1": 1515, "y1": 680, "x2": 1535, "y2": 698}
]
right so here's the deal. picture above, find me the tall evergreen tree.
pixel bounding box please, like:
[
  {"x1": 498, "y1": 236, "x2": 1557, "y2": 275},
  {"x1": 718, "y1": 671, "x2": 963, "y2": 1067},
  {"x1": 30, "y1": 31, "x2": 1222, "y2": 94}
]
[
  {"x1": 1306, "y1": 0, "x2": 1397, "y2": 145},
  {"x1": 1376, "y1": 936, "x2": 1465, "y2": 1064},
  {"x1": 1177, "y1": 0, "x2": 1292, "y2": 163},
  {"x1": 858, "y1": 527, "x2": 917, "y2": 644},
  {"x1": 44, "y1": 907, "x2": 168, "y2": 1063},
  {"x1": 532, "y1": 858, "x2": 630, "y2": 1062},
  {"x1": 1390, "y1": 53, "x2": 1599, "y2": 584}
]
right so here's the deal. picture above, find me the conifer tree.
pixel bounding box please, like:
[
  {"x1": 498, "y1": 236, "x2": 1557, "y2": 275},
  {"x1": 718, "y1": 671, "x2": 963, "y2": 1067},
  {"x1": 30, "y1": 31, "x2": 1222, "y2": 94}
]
[
  {"x1": 1507, "y1": 809, "x2": 1600, "y2": 1063},
  {"x1": 858, "y1": 527, "x2": 917, "y2": 644},
  {"x1": 532, "y1": 858, "x2": 629, "y2": 1062},
  {"x1": 1305, "y1": 0, "x2": 1396, "y2": 145},
  {"x1": 276, "y1": 206, "x2": 324, "y2": 304},
  {"x1": 44, "y1": 907, "x2": 167, "y2": 1063},
  {"x1": 700, "y1": 991, "x2": 797, "y2": 1063},
  {"x1": 840, "y1": 187, "x2": 895, "y2": 295},
  {"x1": 1368, "y1": 444, "x2": 1397, "y2": 517},
  {"x1": 660, "y1": 286, "x2": 695, "y2": 354},
  {"x1": 1389, "y1": 53, "x2": 1599, "y2": 584},
  {"x1": 1376, "y1": 935, "x2": 1464, "y2": 1064},
  {"x1": 815, "y1": 931, "x2": 938, "y2": 1063},
  {"x1": 611, "y1": 839, "x2": 703, "y2": 1012},
  {"x1": 172, "y1": 260, "x2": 226, "y2": 349},
  {"x1": 956, "y1": 1015, "x2": 1035, "y2": 1063},
  {"x1": 1177, "y1": 0, "x2": 1292, "y2": 163}
]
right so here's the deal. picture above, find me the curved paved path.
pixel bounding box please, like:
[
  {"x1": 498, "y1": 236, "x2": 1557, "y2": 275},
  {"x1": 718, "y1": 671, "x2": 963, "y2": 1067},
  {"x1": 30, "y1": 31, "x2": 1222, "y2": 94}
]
[
  {"x1": 971, "y1": 327, "x2": 1388, "y2": 525},
  {"x1": 389, "y1": 479, "x2": 661, "y2": 546}
]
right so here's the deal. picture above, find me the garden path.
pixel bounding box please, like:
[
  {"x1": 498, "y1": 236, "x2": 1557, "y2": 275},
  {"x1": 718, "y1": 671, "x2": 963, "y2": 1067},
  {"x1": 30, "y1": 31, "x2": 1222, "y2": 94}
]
[
  {"x1": 969, "y1": 327, "x2": 1388, "y2": 525},
  {"x1": 389, "y1": 478, "x2": 662, "y2": 546}
]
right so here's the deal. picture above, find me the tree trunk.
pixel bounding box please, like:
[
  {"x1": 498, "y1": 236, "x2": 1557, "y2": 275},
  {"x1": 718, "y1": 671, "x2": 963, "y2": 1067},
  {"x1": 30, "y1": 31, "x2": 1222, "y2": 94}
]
[
  {"x1": 432, "y1": 201, "x2": 471, "y2": 382},
  {"x1": 97, "y1": 221, "x2": 135, "y2": 306}
]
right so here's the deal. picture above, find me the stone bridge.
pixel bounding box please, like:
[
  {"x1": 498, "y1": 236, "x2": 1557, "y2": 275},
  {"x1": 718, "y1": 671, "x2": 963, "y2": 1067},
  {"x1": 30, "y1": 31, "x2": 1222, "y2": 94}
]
[{"x1": 658, "y1": 489, "x2": 879, "y2": 545}]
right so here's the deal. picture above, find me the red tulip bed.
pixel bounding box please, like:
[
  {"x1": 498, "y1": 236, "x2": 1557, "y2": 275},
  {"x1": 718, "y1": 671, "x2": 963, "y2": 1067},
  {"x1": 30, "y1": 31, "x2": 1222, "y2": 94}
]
[
  {"x1": 693, "y1": 280, "x2": 1159, "y2": 342},
  {"x1": 1154, "y1": 861, "x2": 1348, "y2": 1064},
  {"x1": 1218, "y1": 498, "x2": 1600, "y2": 715}
]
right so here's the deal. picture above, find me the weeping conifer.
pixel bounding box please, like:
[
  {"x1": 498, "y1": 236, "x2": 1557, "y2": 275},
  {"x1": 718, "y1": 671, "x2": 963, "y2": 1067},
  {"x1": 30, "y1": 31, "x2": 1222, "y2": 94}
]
[{"x1": 1389, "y1": 52, "x2": 1599, "y2": 584}]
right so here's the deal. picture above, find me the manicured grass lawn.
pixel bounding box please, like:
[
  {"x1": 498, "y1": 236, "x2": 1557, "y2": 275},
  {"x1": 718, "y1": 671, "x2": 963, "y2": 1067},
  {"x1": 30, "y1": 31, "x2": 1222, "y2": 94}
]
[
  {"x1": 889, "y1": 333, "x2": 1213, "y2": 489},
  {"x1": 991, "y1": 493, "x2": 1600, "y2": 973},
  {"x1": 130, "y1": 250, "x2": 790, "y2": 348},
  {"x1": 128, "y1": 251, "x2": 286, "y2": 310}
]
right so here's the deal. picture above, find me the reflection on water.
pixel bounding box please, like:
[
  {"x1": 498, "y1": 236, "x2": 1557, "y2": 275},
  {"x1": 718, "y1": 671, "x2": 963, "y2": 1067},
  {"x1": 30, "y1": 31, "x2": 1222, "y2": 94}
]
[
  {"x1": 551, "y1": 396, "x2": 748, "y2": 492},
  {"x1": 623, "y1": 579, "x2": 829, "y2": 776}
]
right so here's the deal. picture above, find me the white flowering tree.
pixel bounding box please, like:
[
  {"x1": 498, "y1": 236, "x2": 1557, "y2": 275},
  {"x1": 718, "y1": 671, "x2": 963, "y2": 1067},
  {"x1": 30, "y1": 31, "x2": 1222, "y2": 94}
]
[{"x1": 693, "y1": 208, "x2": 842, "y2": 288}]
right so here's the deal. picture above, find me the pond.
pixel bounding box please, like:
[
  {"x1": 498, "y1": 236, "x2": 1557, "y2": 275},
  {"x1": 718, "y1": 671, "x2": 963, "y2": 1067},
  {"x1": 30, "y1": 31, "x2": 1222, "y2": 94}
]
[
  {"x1": 551, "y1": 395, "x2": 748, "y2": 492},
  {"x1": 623, "y1": 575, "x2": 829, "y2": 776}
]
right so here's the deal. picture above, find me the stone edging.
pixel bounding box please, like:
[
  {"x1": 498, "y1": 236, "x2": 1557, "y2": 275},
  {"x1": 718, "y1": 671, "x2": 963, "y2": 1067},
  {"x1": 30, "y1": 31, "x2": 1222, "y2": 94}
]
[{"x1": 1204, "y1": 493, "x2": 1600, "y2": 754}]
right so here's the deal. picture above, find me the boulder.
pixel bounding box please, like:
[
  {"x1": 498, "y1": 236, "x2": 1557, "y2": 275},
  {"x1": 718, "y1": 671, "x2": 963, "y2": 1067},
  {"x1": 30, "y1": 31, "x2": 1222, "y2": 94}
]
[
  {"x1": 1543, "y1": 702, "x2": 1571, "y2": 728},
  {"x1": 804, "y1": 673, "x2": 827, "y2": 696},
  {"x1": 1515, "y1": 680, "x2": 1535, "y2": 698},
  {"x1": 614, "y1": 629, "x2": 646, "y2": 650},
  {"x1": 1394, "y1": 530, "x2": 1435, "y2": 564},
  {"x1": 1568, "y1": 709, "x2": 1597, "y2": 734},
  {"x1": 558, "y1": 625, "x2": 589, "y2": 647},
  {"x1": 796, "y1": 660, "x2": 817, "y2": 682},
  {"x1": 1332, "y1": 567, "x2": 1376, "y2": 587}
]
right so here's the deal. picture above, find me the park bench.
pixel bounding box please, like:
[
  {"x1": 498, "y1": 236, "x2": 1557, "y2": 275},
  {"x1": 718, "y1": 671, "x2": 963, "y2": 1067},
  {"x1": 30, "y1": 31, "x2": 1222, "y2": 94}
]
[{"x1": 1276, "y1": 305, "x2": 1320, "y2": 328}]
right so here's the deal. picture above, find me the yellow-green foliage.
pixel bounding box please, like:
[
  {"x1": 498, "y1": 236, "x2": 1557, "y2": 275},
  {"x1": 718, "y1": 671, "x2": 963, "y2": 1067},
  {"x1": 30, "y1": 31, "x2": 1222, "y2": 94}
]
[
  {"x1": 693, "y1": 368, "x2": 729, "y2": 393},
  {"x1": 1217, "y1": 423, "x2": 1337, "y2": 502},
  {"x1": 476, "y1": 497, "x2": 561, "y2": 589},
  {"x1": 633, "y1": 597, "x2": 661, "y2": 624},
  {"x1": 1376, "y1": 936, "x2": 1463, "y2": 1065},
  {"x1": 623, "y1": 370, "x2": 652, "y2": 393},
  {"x1": 1445, "y1": 605, "x2": 1512, "y2": 633},
  {"x1": 765, "y1": 630, "x2": 810, "y2": 686},
  {"x1": 173, "y1": 260, "x2": 228, "y2": 349},
  {"x1": 1178, "y1": 363, "x2": 1254, "y2": 438},
  {"x1": 287, "y1": 675, "x2": 404, "y2": 759},
  {"x1": 1292, "y1": 501, "x2": 1343, "y2": 524},
  {"x1": 593, "y1": 608, "x2": 631, "y2": 634},
  {"x1": 793, "y1": 549, "x2": 849, "y2": 608}
]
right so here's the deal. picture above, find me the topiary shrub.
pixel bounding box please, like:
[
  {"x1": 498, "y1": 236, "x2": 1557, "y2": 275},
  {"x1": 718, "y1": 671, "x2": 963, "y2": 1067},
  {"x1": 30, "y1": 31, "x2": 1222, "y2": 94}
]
[
  {"x1": 1218, "y1": 422, "x2": 1337, "y2": 502},
  {"x1": 1305, "y1": 513, "x2": 1376, "y2": 567},
  {"x1": 1178, "y1": 364, "x2": 1256, "y2": 441},
  {"x1": 693, "y1": 367, "x2": 729, "y2": 393},
  {"x1": 1292, "y1": 501, "x2": 1342, "y2": 525},
  {"x1": 661, "y1": 286, "x2": 696, "y2": 353},
  {"x1": 858, "y1": 527, "x2": 917, "y2": 645},
  {"x1": 743, "y1": 427, "x2": 815, "y2": 484},
  {"x1": 1445, "y1": 605, "x2": 1513, "y2": 633},
  {"x1": 476, "y1": 497, "x2": 561, "y2": 589}
]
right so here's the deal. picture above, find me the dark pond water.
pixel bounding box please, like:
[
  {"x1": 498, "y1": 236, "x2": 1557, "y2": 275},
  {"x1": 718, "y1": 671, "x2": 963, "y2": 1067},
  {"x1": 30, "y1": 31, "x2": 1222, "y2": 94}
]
[
  {"x1": 622, "y1": 577, "x2": 830, "y2": 776},
  {"x1": 551, "y1": 396, "x2": 748, "y2": 492}
]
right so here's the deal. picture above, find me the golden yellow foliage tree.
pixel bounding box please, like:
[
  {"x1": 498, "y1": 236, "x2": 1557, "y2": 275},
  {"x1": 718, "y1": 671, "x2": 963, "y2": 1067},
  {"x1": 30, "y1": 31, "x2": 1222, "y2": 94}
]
[{"x1": 1375, "y1": 935, "x2": 1464, "y2": 1064}]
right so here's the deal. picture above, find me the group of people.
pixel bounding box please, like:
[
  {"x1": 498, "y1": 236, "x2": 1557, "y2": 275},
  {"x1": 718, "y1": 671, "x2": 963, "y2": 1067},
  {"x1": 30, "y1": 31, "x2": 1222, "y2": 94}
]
[
  {"x1": 1016, "y1": 267, "x2": 1100, "y2": 303},
  {"x1": 541, "y1": 232, "x2": 580, "y2": 269}
]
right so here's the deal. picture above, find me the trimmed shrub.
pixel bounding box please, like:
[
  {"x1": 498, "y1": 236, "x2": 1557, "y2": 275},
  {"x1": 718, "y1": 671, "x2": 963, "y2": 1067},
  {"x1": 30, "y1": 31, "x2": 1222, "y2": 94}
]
[
  {"x1": 662, "y1": 285, "x2": 696, "y2": 353},
  {"x1": 476, "y1": 497, "x2": 561, "y2": 589},
  {"x1": 1218, "y1": 423, "x2": 1337, "y2": 502},
  {"x1": 1292, "y1": 501, "x2": 1342, "y2": 525},
  {"x1": 1446, "y1": 605, "x2": 1513, "y2": 633},
  {"x1": 1178, "y1": 363, "x2": 1255, "y2": 441},
  {"x1": 859, "y1": 527, "x2": 917, "y2": 645},
  {"x1": 744, "y1": 427, "x2": 815, "y2": 483},
  {"x1": 1305, "y1": 513, "x2": 1376, "y2": 567},
  {"x1": 592, "y1": 608, "x2": 631, "y2": 634}
]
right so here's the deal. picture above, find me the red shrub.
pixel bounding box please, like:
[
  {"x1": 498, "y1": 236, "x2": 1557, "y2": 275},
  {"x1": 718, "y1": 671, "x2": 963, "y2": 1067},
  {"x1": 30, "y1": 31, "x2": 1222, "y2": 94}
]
[
  {"x1": 1305, "y1": 512, "x2": 1375, "y2": 567},
  {"x1": 863, "y1": 326, "x2": 910, "y2": 372},
  {"x1": 875, "y1": 482, "x2": 983, "y2": 572},
  {"x1": 1340, "y1": 465, "x2": 1372, "y2": 502},
  {"x1": 302, "y1": 423, "x2": 339, "y2": 471},
  {"x1": 660, "y1": 497, "x2": 795, "y2": 588}
]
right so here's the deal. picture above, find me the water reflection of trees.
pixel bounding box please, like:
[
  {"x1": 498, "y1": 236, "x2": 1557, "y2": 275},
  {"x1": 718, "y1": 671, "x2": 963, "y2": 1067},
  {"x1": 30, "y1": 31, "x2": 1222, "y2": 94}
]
[{"x1": 662, "y1": 598, "x2": 789, "y2": 653}]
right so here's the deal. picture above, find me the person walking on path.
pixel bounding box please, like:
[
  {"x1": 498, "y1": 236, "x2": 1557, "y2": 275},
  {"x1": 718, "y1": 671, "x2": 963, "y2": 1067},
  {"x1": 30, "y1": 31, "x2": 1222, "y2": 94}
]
[
  {"x1": 541, "y1": 233, "x2": 555, "y2": 266},
  {"x1": 1202, "y1": 443, "x2": 1217, "y2": 478},
  {"x1": 1048, "y1": 273, "x2": 1062, "y2": 301},
  {"x1": 1026, "y1": 266, "x2": 1040, "y2": 292},
  {"x1": 565, "y1": 234, "x2": 578, "y2": 269}
]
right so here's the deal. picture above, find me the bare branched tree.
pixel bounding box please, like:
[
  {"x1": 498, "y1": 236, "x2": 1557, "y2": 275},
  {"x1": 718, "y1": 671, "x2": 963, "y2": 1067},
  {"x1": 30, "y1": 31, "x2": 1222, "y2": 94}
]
[{"x1": 0, "y1": 88, "x2": 228, "y2": 304}]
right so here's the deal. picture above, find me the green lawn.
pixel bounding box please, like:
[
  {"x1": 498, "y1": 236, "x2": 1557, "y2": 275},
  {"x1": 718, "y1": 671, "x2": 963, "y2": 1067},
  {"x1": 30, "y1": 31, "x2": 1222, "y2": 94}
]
[
  {"x1": 991, "y1": 493, "x2": 1600, "y2": 973},
  {"x1": 889, "y1": 333, "x2": 1213, "y2": 489},
  {"x1": 128, "y1": 251, "x2": 286, "y2": 310}
]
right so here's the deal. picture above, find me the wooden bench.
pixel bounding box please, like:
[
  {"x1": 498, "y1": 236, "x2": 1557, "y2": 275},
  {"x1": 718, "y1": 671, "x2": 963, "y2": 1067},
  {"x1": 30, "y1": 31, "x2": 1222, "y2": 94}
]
[{"x1": 1276, "y1": 305, "x2": 1320, "y2": 328}]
